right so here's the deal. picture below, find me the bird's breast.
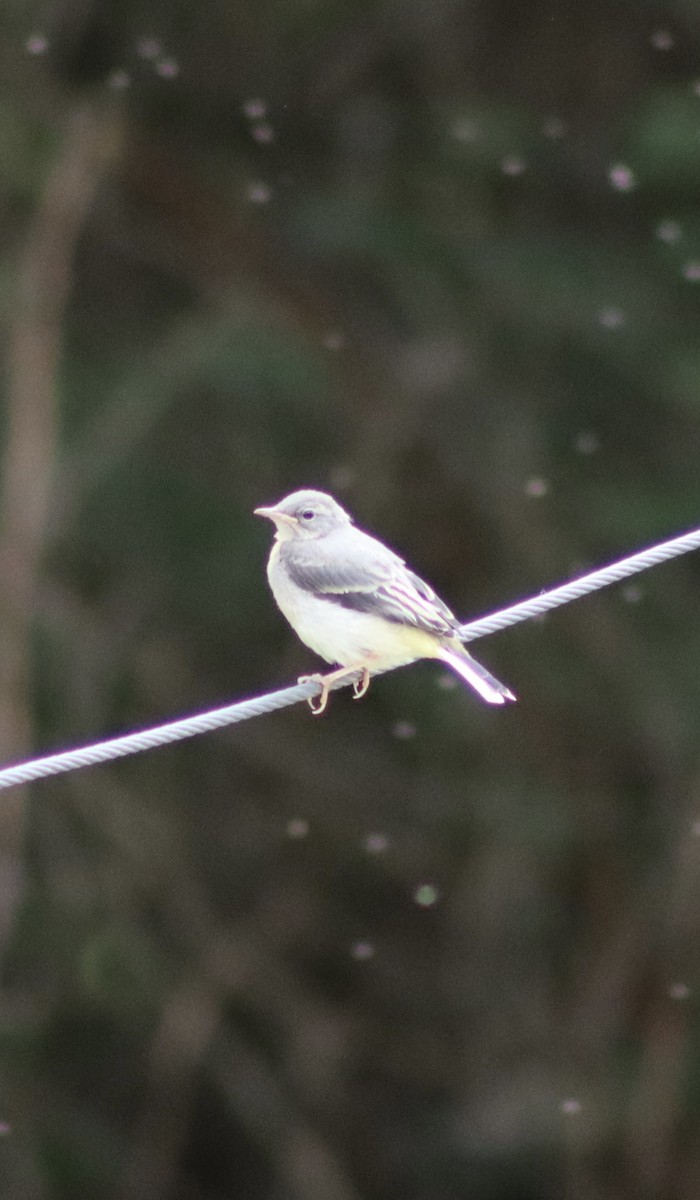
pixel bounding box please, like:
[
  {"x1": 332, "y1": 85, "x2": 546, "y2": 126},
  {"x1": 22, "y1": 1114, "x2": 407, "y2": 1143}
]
[{"x1": 266, "y1": 554, "x2": 438, "y2": 668}]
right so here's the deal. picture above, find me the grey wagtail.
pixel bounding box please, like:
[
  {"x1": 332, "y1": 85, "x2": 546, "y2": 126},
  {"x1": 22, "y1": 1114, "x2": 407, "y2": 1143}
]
[{"x1": 255, "y1": 489, "x2": 516, "y2": 715}]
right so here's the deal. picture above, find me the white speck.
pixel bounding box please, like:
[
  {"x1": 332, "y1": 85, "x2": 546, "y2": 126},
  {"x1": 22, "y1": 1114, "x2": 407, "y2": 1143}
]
[
  {"x1": 450, "y1": 117, "x2": 481, "y2": 143},
  {"x1": 692, "y1": 81, "x2": 700, "y2": 98},
  {"x1": 525, "y1": 477, "x2": 549, "y2": 498},
  {"x1": 26, "y1": 34, "x2": 48, "y2": 55},
  {"x1": 608, "y1": 163, "x2": 636, "y2": 191},
  {"x1": 327, "y1": 465, "x2": 354, "y2": 491},
  {"x1": 413, "y1": 883, "x2": 440, "y2": 908},
  {"x1": 247, "y1": 182, "x2": 272, "y2": 204},
  {"x1": 622, "y1": 584, "x2": 643, "y2": 604},
  {"x1": 574, "y1": 431, "x2": 599, "y2": 455},
  {"x1": 0, "y1": 1121, "x2": 10, "y2": 1136},
  {"x1": 251, "y1": 122, "x2": 275, "y2": 144},
  {"x1": 656, "y1": 220, "x2": 682, "y2": 243},
  {"x1": 323, "y1": 332, "x2": 345, "y2": 351},
  {"x1": 650, "y1": 30, "x2": 674, "y2": 51},
  {"x1": 156, "y1": 58, "x2": 179, "y2": 78},
  {"x1": 692, "y1": 820, "x2": 700, "y2": 837},
  {"x1": 501, "y1": 156, "x2": 526, "y2": 176},
  {"x1": 286, "y1": 818, "x2": 309, "y2": 839},
  {"x1": 682, "y1": 261, "x2": 700, "y2": 281},
  {"x1": 136, "y1": 37, "x2": 161, "y2": 60},
  {"x1": 392, "y1": 721, "x2": 416, "y2": 740},
  {"x1": 669, "y1": 982, "x2": 690, "y2": 1000},
  {"x1": 351, "y1": 941, "x2": 375, "y2": 960},
  {"x1": 243, "y1": 99, "x2": 267, "y2": 120},
  {"x1": 543, "y1": 117, "x2": 566, "y2": 139},
  {"x1": 598, "y1": 308, "x2": 625, "y2": 329},
  {"x1": 560, "y1": 1098, "x2": 581, "y2": 1115},
  {"x1": 364, "y1": 832, "x2": 389, "y2": 854},
  {"x1": 107, "y1": 69, "x2": 131, "y2": 90},
  {"x1": 437, "y1": 673, "x2": 457, "y2": 690}
]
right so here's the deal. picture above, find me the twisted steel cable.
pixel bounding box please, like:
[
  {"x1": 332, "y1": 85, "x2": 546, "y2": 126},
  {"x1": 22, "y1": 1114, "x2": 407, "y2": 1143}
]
[{"x1": 0, "y1": 523, "x2": 698, "y2": 791}]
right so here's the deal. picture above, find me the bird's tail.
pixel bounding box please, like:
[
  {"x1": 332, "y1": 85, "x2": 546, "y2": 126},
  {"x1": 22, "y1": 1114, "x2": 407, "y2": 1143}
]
[{"x1": 437, "y1": 646, "x2": 516, "y2": 706}]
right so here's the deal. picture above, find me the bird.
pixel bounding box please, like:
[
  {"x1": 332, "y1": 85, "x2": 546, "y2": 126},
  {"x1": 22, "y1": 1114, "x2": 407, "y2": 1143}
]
[{"x1": 254, "y1": 489, "x2": 516, "y2": 715}]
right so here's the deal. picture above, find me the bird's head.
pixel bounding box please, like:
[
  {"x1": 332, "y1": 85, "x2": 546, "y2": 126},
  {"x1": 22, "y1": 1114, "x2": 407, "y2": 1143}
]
[{"x1": 254, "y1": 489, "x2": 352, "y2": 541}]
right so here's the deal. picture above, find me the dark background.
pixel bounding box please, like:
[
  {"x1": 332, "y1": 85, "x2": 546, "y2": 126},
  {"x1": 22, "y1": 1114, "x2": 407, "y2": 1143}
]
[{"x1": 1, "y1": 1, "x2": 700, "y2": 1197}]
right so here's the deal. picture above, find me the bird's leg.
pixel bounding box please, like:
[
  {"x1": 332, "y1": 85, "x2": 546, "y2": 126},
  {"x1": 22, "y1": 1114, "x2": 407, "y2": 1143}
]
[{"x1": 298, "y1": 666, "x2": 371, "y2": 715}]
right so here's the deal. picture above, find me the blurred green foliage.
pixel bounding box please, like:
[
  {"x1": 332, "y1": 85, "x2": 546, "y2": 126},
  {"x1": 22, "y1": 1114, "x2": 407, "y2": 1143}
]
[{"x1": 1, "y1": 1, "x2": 700, "y2": 1198}]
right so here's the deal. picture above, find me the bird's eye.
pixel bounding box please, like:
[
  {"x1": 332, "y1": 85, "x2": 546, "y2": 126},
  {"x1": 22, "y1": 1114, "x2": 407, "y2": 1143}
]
[{"x1": 301, "y1": 510, "x2": 315, "y2": 521}]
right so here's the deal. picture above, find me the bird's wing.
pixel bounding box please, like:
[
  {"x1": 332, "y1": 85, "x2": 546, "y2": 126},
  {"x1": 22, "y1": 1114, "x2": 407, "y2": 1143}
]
[{"x1": 281, "y1": 528, "x2": 458, "y2": 636}]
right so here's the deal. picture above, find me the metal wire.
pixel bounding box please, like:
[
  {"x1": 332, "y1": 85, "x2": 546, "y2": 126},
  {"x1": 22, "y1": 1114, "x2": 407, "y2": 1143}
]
[
  {"x1": 0, "y1": 522, "x2": 698, "y2": 791},
  {"x1": 458, "y1": 524, "x2": 700, "y2": 640}
]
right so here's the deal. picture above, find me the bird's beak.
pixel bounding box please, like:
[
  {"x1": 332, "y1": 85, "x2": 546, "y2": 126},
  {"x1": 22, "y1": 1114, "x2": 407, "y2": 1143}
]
[{"x1": 254, "y1": 506, "x2": 299, "y2": 528}]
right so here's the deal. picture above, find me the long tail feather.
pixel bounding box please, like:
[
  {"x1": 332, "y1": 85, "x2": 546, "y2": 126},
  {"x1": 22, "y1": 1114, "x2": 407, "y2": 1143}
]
[{"x1": 437, "y1": 647, "x2": 516, "y2": 705}]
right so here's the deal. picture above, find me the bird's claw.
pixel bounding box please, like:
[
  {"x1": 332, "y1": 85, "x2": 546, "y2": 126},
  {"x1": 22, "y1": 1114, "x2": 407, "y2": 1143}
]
[
  {"x1": 298, "y1": 666, "x2": 372, "y2": 715},
  {"x1": 352, "y1": 668, "x2": 371, "y2": 700},
  {"x1": 298, "y1": 674, "x2": 329, "y2": 715}
]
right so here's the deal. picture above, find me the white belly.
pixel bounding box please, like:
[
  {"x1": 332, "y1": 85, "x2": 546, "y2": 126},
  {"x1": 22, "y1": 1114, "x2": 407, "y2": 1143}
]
[{"x1": 268, "y1": 556, "x2": 438, "y2": 669}]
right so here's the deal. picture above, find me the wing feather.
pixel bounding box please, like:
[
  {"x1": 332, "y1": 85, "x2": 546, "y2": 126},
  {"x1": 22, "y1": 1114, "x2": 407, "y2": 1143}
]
[{"x1": 280, "y1": 529, "x2": 459, "y2": 637}]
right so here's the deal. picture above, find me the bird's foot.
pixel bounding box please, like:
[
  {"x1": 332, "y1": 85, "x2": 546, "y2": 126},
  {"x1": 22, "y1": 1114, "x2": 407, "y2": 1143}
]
[
  {"x1": 298, "y1": 666, "x2": 372, "y2": 715},
  {"x1": 298, "y1": 673, "x2": 331, "y2": 715},
  {"x1": 352, "y1": 667, "x2": 371, "y2": 700}
]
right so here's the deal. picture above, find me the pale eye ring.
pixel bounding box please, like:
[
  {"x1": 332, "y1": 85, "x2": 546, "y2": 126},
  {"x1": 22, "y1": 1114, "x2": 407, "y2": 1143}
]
[{"x1": 301, "y1": 510, "x2": 315, "y2": 521}]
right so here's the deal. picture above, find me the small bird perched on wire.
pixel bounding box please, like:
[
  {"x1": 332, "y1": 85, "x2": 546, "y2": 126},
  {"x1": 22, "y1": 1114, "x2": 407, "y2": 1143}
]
[{"x1": 255, "y1": 489, "x2": 516, "y2": 715}]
